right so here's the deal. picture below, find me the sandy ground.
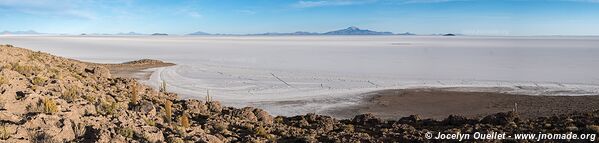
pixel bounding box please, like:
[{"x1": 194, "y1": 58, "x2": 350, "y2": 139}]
[
  {"x1": 88, "y1": 59, "x2": 175, "y2": 80},
  {"x1": 328, "y1": 88, "x2": 599, "y2": 120}
]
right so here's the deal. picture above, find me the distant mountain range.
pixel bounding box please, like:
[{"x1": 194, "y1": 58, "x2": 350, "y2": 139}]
[
  {"x1": 116, "y1": 32, "x2": 145, "y2": 35},
  {"x1": 1, "y1": 27, "x2": 428, "y2": 36},
  {"x1": 1, "y1": 30, "x2": 41, "y2": 35},
  {"x1": 248, "y1": 31, "x2": 320, "y2": 36},
  {"x1": 188, "y1": 31, "x2": 211, "y2": 35},
  {"x1": 187, "y1": 27, "x2": 406, "y2": 36},
  {"x1": 151, "y1": 33, "x2": 168, "y2": 36},
  {"x1": 323, "y1": 26, "x2": 393, "y2": 35}
]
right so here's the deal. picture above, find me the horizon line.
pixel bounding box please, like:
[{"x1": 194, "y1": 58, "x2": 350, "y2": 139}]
[{"x1": 4, "y1": 27, "x2": 599, "y2": 37}]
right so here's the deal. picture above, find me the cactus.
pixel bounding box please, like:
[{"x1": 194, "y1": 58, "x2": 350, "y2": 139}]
[
  {"x1": 206, "y1": 89, "x2": 211, "y2": 102},
  {"x1": 130, "y1": 83, "x2": 139, "y2": 105},
  {"x1": 160, "y1": 80, "x2": 167, "y2": 92},
  {"x1": 165, "y1": 100, "x2": 173, "y2": 123},
  {"x1": 180, "y1": 112, "x2": 190, "y2": 128}
]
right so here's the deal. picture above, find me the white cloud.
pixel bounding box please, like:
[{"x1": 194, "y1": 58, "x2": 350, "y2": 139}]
[
  {"x1": 236, "y1": 10, "x2": 257, "y2": 15},
  {"x1": 188, "y1": 11, "x2": 202, "y2": 18},
  {"x1": 175, "y1": 8, "x2": 203, "y2": 18}
]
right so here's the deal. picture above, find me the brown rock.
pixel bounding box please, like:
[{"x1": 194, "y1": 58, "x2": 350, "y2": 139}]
[
  {"x1": 139, "y1": 100, "x2": 157, "y2": 116},
  {"x1": 141, "y1": 126, "x2": 164, "y2": 143},
  {"x1": 208, "y1": 101, "x2": 222, "y2": 113},
  {"x1": 86, "y1": 66, "x2": 112, "y2": 78},
  {"x1": 253, "y1": 109, "x2": 274, "y2": 124},
  {"x1": 184, "y1": 99, "x2": 208, "y2": 115},
  {"x1": 0, "y1": 112, "x2": 21, "y2": 123},
  {"x1": 54, "y1": 119, "x2": 76, "y2": 142},
  {"x1": 202, "y1": 134, "x2": 224, "y2": 143}
]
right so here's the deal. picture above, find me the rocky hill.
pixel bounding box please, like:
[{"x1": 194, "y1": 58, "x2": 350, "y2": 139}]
[{"x1": 1, "y1": 44, "x2": 598, "y2": 142}]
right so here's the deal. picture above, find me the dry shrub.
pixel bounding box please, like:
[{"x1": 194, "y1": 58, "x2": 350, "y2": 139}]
[
  {"x1": 28, "y1": 51, "x2": 44, "y2": 61},
  {"x1": 343, "y1": 124, "x2": 355, "y2": 132},
  {"x1": 98, "y1": 99, "x2": 118, "y2": 116},
  {"x1": 49, "y1": 68, "x2": 62, "y2": 80},
  {"x1": 83, "y1": 94, "x2": 97, "y2": 103},
  {"x1": 25, "y1": 98, "x2": 58, "y2": 114},
  {"x1": 11, "y1": 63, "x2": 40, "y2": 76},
  {"x1": 0, "y1": 124, "x2": 10, "y2": 140},
  {"x1": 118, "y1": 127, "x2": 134, "y2": 139},
  {"x1": 143, "y1": 117, "x2": 156, "y2": 126},
  {"x1": 0, "y1": 76, "x2": 6, "y2": 85},
  {"x1": 61, "y1": 86, "x2": 79, "y2": 103},
  {"x1": 253, "y1": 125, "x2": 272, "y2": 139},
  {"x1": 32, "y1": 76, "x2": 46, "y2": 86},
  {"x1": 43, "y1": 98, "x2": 58, "y2": 114},
  {"x1": 213, "y1": 122, "x2": 227, "y2": 133}
]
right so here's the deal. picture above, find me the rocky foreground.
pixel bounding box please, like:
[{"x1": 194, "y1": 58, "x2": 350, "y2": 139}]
[{"x1": 1, "y1": 44, "x2": 599, "y2": 143}]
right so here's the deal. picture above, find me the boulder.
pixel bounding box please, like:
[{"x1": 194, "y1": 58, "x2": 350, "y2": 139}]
[
  {"x1": 208, "y1": 101, "x2": 222, "y2": 113},
  {"x1": 234, "y1": 107, "x2": 257, "y2": 122},
  {"x1": 480, "y1": 112, "x2": 519, "y2": 125},
  {"x1": 399, "y1": 115, "x2": 420, "y2": 123},
  {"x1": 184, "y1": 99, "x2": 208, "y2": 115},
  {"x1": 141, "y1": 126, "x2": 164, "y2": 143},
  {"x1": 200, "y1": 134, "x2": 224, "y2": 143},
  {"x1": 443, "y1": 115, "x2": 470, "y2": 125},
  {"x1": 352, "y1": 113, "x2": 382, "y2": 125},
  {"x1": 253, "y1": 109, "x2": 274, "y2": 124}
]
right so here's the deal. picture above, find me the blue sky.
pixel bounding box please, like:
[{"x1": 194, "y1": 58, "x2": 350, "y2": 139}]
[{"x1": 1, "y1": 0, "x2": 599, "y2": 35}]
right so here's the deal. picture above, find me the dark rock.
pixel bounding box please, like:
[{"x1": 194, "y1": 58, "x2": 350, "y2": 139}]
[
  {"x1": 398, "y1": 115, "x2": 420, "y2": 123},
  {"x1": 15, "y1": 91, "x2": 27, "y2": 100},
  {"x1": 352, "y1": 113, "x2": 382, "y2": 125},
  {"x1": 480, "y1": 112, "x2": 519, "y2": 125},
  {"x1": 443, "y1": 115, "x2": 470, "y2": 125}
]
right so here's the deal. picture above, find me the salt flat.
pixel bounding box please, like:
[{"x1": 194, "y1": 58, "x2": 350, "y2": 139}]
[{"x1": 2, "y1": 35, "x2": 599, "y2": 116}]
